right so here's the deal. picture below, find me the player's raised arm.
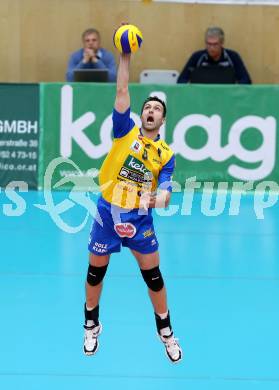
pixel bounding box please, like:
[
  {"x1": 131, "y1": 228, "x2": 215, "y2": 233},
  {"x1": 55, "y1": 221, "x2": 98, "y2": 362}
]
[{"x1": 114, "y1": 53, "x2": 131, "y2": 113}]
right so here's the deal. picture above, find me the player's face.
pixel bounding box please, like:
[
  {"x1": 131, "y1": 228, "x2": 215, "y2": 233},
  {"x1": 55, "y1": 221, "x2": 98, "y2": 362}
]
[
  {"x1": 83, "y1": 33, "x2": 100, "y2": 51},
  {"x1": 205, "y1": 36, "x2": 223, "y2": 60},
  {"x1": 141, "y1": 101, "x2": 165, "y2": 131}
]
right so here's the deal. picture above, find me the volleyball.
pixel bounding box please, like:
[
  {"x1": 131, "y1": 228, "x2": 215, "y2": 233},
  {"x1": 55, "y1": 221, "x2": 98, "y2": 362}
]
[{"x1": 113, "y1": 24, "x2": 143, "y2": 54}]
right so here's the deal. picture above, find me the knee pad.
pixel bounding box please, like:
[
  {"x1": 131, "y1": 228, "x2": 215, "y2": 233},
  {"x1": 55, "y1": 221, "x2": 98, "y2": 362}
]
[
  {"x1": 140, "y1": 266, "x2": 164, "y2": 292},
  {"x1": 87, "y1": 264, "x2": 108, "y2": 286}
]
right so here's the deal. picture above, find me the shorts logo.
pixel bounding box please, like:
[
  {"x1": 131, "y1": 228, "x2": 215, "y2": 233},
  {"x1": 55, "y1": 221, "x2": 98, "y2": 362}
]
[
  {"x1": 114, "y1": 223, "x2": 136, "y2": 238},
  {"x1": 130, "y1": 140, "x2": 142, "y2": 153},
  {"x1": 143, "y1": 228, "x2": 154, "y2": 238},
  {"x1": 92, "y1": 242, "x2": 108, "y2": 254}
]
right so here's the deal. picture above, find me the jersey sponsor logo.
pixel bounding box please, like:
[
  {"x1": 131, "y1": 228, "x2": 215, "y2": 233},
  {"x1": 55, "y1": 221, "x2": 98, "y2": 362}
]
[
  {"x1": 152, "y1": 157, "x2": 161, "y2": 164},
  {"x1": 125, "y1": 155, "x2": 149, "y2": 174},
  {"x1": 130, "y1": 140, "x2": 142, "y2": 153},
  {"x1": 119, "y1": 167, "x2": 145, "y2": 183},
  {"x1": 119, "y1": 167, "x2": 129, "y2": 178},
  {"x1": 119, "y1": 155, "x2": 153, "y2": 184},
  {"x1": 114, "y1": 223, "x2": 136, "y2": 238},
  {"x1": 160, "y1": 143, "x2": 169, "y2": 151}
]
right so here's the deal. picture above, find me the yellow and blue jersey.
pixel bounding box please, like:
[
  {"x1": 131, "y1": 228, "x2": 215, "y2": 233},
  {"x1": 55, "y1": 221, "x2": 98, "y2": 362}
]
[
  {"x1": 88, "y1": 107, "x2": 175, "y2": 255},
  {"x1": 99, "y1": 107, "x2": 175, "y2": 209}
]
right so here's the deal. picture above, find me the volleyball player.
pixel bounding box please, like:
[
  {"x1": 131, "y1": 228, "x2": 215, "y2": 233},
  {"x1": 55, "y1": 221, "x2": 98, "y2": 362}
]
[{"x1": 83, "y1": 52, "x2": 182, "y2": 363}]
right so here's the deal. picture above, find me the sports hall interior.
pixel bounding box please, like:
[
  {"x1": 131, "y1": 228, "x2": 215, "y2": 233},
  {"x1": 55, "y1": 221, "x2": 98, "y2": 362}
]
[{"x1": 0, "y1": 1, "x2": 278, "y2": 390}]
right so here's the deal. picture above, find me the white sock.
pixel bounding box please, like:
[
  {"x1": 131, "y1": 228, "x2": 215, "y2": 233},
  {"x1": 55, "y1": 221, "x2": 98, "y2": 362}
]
[
  {"x1": 157, "y1": 311, "x2": 171, "y2": 337},
  {"x1": 86, "y1": 306, "x2": 96, "y2": 327},
  {"x1": 157, "y1": 311, "x2": 168, "y2": 320},
  {"x1": 160, "y1": 327, "x2": 172, "y2": 337}
]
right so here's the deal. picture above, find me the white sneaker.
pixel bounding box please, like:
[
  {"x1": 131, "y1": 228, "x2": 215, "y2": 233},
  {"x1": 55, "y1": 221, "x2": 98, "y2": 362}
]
[
  {"x1": 159, "y1": 332, "x2": 182, "y2": 363},
  {"x1": 83, "y1": 323, "x2": 102, "y2": 356}
]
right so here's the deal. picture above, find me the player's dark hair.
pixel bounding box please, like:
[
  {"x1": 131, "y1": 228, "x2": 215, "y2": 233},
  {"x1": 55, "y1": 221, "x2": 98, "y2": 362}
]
[{"x1": 141, "y1": 96, "x2": 167, "y2": 118}]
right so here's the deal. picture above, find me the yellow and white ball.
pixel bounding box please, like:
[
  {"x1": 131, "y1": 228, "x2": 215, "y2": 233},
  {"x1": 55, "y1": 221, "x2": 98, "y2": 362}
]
[{"x1": 113, "y1": 24, "x2": 143, "y2": 54}]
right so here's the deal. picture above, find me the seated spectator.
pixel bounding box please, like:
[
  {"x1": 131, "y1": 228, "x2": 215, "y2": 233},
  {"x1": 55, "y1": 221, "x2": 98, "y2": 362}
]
[
  {"x1": 177, "y1": 27, "x2": 251, "y2": 84},
  {"x1": 66, "y1": 28, "x2": 117, "y2": 82}
]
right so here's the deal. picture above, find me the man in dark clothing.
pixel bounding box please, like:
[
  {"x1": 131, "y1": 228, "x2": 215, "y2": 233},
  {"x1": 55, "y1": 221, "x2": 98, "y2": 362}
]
[{"x1": 177, "y1": 27, "x2": 251, "y2": 84}]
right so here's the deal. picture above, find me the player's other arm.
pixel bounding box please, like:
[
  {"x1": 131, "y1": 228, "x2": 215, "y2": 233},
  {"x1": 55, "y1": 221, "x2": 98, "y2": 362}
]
[
  {"x1": 148, "y1": 190, "x2": 171, "y2": 208},
  {"x1": 140, "y1": 155, "x2": 175, "y2": 209},
  {"x1": 114, "y1": 53, "x2": 131, "y2": 113}
]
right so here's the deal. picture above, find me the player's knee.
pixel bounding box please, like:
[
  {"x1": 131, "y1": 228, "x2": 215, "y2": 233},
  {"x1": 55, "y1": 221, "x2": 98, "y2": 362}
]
[
  {"x1": 87, "y1": 264, "x2": 108, "y2": 286},
  {"x1": 140, "y1": 266, "x2": 164, "y2": 292}
]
